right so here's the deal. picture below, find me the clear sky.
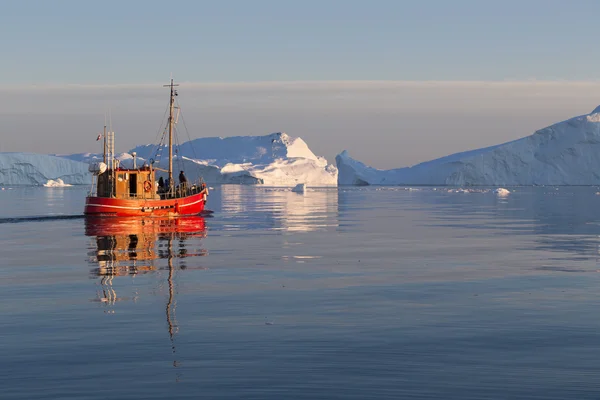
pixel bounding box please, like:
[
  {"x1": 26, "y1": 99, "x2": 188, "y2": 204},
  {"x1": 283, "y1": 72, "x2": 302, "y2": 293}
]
[
  {"x1": 3, "y1": 0, "x2": 600, "y2": 168},
  {"x1": 3, "y1": 0, "x2": 600, "y2": 83}
]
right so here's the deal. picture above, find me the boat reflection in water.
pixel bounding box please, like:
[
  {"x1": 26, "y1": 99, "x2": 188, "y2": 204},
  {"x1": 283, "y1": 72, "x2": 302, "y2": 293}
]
[
  {"x1": 85, "y1": 215, "x2": 208, "y2": 377},
  {"x1": 86, "y1": 215, "x2": 208, "y2": 278}
]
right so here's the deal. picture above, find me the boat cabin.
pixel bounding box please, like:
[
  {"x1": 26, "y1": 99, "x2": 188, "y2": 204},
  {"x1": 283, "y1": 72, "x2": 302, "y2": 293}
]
[{"x1": 96, "y1": 166, "x2": 160, "y2": 200}]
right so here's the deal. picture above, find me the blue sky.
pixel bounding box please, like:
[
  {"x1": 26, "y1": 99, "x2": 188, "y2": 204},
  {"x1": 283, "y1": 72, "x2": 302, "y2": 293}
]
[
  {"x1": 2, "y1": 0, "x2": 600, "y2": 84},
  {"x1": 3, "y1": 0, "x2": 600, "y2": 168}
]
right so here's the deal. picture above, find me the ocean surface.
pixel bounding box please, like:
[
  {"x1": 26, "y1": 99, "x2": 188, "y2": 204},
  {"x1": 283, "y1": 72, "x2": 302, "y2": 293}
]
[{"x1": 2, "y1": 185, "x2": 600, "y2": 399}]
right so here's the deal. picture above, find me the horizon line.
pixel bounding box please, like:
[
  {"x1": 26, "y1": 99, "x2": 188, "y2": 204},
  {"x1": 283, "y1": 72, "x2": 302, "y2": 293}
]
[{"x1": 5, "y1": 79, "x2": 600, "y2": 90}]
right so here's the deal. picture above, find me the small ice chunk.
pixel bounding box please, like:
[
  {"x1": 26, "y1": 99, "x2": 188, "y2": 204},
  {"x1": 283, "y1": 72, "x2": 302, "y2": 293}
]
[
  {"x1": 43, "y1": 179, "x2": 72, "y2": 187},
  {"x1": 291, "y1": 183, "x2": 306, "y2": 193},
  {"x1": 495, "y1": 188, "x2": 510, "y2": 197}
]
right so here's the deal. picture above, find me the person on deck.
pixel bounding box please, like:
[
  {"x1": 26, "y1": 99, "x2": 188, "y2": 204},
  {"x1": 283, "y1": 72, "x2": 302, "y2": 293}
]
[
  {"x1": 179, "y1": 171, "x2": 188, "y2": 195},
  {"x1": 158, "y1": 176, "x2": 164, "y2": 192}
]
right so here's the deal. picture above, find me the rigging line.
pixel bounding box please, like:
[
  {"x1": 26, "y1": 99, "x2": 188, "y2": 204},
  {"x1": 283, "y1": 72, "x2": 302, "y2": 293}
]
[
  {"x1": 175, "y1": 99, "x2": 200, "y2": 162},
  {"x1": 174, "y1": 126, "x2": 199, "y2": 184},
  {"x1": 153, "y1": 107, "x2": 170, "y2": 146},
  {"x1": 173, "y1": 125, "x2": 185, "y2": 174},
  {"x1": 149, "y1": 102, "x2": 171, "y2": 164},
  {"x1": 176, "y1": 107, "x2": 204, "y2": 184},
  {"x1": 153, "y1": 128, "x2": 168, "y2": 163}
]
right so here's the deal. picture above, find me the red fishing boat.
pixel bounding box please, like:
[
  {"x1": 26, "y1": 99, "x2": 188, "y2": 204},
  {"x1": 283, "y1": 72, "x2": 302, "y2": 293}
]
[{"x1": 84, "y1": 79, "x2": 209, "y2": 217}]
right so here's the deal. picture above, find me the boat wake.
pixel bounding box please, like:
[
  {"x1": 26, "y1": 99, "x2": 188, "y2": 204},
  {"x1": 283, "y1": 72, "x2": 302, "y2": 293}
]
[
  {"x1": 0, "y1": 210, "x2": 214, "y2": 224},
  {"x1": 0, "y1": 215, "x2": 85, "y2": 224}
]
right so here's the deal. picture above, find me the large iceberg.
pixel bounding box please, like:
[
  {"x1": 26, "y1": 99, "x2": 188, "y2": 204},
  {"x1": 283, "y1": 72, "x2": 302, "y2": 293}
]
[
  {"x1": 3, "y1": 132, "x2": 337, "y2": 186},
  {"x1": 130, "y1": 131, "x2": 320, "y2": 167},
  {"x1": 128, "y1": 132, "x2": 337, "y2": 186},
  {"x1": 337, "y1": 106, "x2": 600, "y2": 186},
  {"x1": 0, "y1": 152, "x2": 91, "y2": 186}
]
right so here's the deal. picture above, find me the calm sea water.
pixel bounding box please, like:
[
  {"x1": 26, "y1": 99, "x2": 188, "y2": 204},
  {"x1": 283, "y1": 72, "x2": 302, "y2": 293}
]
[{"x1": 2, "y1": 185, "x2": 600, "y2": 399}]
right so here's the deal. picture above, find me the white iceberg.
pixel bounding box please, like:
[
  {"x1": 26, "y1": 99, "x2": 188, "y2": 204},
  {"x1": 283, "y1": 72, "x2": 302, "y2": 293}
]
[
  {"x1": 43, "y1": 178, "x2": 72, "y2": 187},
  {"x1": 129, "y1": 132, "x2": 337, "y2": 186},
  {"x1": 337, "y1": 106, "x2": 600, "y2": 186},
  {"x1": 494, "y1": 188, "x2": 510, "y2": 197},
  {"x1": 0, "y1": 152, "x2": 91, "y2": 186},
  {"x1": 6, "y1": 132, "x2": 337, "y2": 186},
  {"x1": 130, "y1": 131, "x2": 319, "y2": 167}
]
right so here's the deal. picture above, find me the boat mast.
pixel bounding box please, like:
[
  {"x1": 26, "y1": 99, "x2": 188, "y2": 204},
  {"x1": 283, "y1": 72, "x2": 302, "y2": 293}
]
[
  {"x1": 164, "y1": 78, "x2": 179, "y2": 194},
  {"x1": 103, "y1": 124, "x2": 107, "y2": 164}
]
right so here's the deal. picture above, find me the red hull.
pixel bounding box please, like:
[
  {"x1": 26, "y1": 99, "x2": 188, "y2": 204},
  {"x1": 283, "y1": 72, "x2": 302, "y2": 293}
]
[{"x1": 84, "y1": 192, "x2": 205, "y2": 216}]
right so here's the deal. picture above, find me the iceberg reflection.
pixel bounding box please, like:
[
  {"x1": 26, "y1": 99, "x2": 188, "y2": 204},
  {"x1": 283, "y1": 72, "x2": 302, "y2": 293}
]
[{"x1": 218, "y1": 185, "x2": 339, "y2": 232}]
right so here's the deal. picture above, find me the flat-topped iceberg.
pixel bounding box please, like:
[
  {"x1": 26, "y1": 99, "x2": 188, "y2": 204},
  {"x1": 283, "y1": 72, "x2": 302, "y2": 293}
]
[{"x1": 337, "y1": 106, "x2": 600, "y2": 186}]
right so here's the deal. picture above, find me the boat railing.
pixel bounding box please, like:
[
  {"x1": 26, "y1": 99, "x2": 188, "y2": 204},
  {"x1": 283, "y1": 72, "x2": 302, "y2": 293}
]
[
  {"x1": 118, "y1": 192, "x2": 161, "y2": 200},
  {"x1": 90, "y1": 178, "x2": 205, "y2": 200},
  {"x1": 157, "y1": 179, "x2": 205, "y2": 200}
]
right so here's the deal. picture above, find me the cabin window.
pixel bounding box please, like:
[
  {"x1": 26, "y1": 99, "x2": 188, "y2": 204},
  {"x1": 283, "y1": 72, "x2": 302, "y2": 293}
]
[{"x1": 129, "y1": 173, "x2": 137, "y2": 196}]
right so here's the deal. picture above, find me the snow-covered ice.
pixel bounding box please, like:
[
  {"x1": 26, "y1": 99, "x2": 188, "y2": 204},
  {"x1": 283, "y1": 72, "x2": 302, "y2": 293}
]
[{"x1": 337, "y1": 106, "x2": 600, "y2": 186}]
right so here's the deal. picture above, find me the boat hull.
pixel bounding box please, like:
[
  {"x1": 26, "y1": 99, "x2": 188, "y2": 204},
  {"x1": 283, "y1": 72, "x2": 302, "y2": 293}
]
[{"x1": 84, "y1": 193, "x2": 205, "y2": 216}]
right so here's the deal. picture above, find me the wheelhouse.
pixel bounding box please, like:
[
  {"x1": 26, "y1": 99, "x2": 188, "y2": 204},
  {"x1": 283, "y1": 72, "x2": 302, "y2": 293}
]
[{"x1": 95, "y1": 165, "x2": 158, "y2": 200}]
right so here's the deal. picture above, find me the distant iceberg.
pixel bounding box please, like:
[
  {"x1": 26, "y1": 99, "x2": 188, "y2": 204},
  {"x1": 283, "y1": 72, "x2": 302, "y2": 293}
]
[
  {"x1": 337, "y1": 106, "x2": 600, "y2": 186},
  {"x1": 2, "y1": 132, "x2": 337, "y2": 186},
  {"x1": 0, "y1": 153, "x2": 91, "y2": 186}
]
